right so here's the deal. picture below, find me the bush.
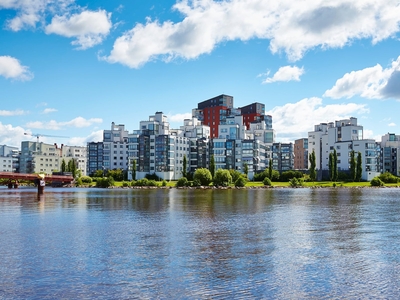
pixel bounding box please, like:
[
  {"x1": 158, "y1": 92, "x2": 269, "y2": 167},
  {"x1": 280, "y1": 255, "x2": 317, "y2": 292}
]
[
  {"x1": 370, "y1": 177, "x2": 384, "y2": 187},
  {"x1": 135, "y1": 178, "x2": 149, "y2": 186},
  {"x1": 213, "y1": 169, "x2": 232, "y2": 187},
  {"x1": 263, "y1": 177, "x2": 272, "y2": 186},
  {"x1": 96, "y1": 176, "x2": 115, "y2": 188},
  {"x1": 378, "y1": 172, "x2": 399, "y2": 184},
  {"x1": 162, "y1": 180, "x2": 167, "y2": 187},
  {"x1": 80, "y1": 176, "x2": 93, "y2": 184},
  {"x1": 122, "y1": 181, "x2": 130, "y2": 187},
  {"x1": 193, "y1": 168, "x2": 212, "y2": 186},
  {"x1": 234, "y1": 176, "x2": 247, "y2": 187},
  {"x1": 145, "y1": 173, "x2": 161, "y2": 181},
  {"x1": 229, "y1": 169, "x2": 243, "y2": 183},
  {"x1": 176, "y1": 177, "x2": 189, "y2": 187},
  {"x1": 279, "y1": 170, "x2": 304, "y2": 182},
  {"x1": 289, "y1": 177, "x2": 304, "y2": 187}
]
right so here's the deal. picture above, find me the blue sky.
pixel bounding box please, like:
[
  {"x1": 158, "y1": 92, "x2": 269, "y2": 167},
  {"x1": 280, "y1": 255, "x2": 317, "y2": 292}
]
[{"x1": 1, "y1": 0, "x2": 399, "y2": 148}]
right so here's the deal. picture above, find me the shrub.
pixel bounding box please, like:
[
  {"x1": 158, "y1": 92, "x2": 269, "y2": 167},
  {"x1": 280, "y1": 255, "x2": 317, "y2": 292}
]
[
  {"x1": 162, "y1": 180, "x2": 167, "y2": 187},
  {"x1": 263, "y1": 177, "x2": 272, "y2": 186},
  {"x1": 235, "y1": 176, "x2": 247, "y2": 187},
  {"x1": 378, "y1": 172, "x2": 399, "y2": 184},
  {"x1": 135, "y1": 178, "x2": 149, "y2": 186},
  {"x1": 122, "y1": 181, "x2": 130, "y2": 187},
  {"x1": 176, "y1": 177, "x2": 189, "y2": 187},
  {"x1": 229, "y1": 169, "x2": 243, "y2": 183},
  {"x1": 289, "y1": 177, "x2": 304, "y2": 187},
  {"x1": 370, "y1": 177, "x2": 384, "y2": 187},
  {"x1": 213, "y1": 169, "x2": 232, "y2": 187},
  {"x1": 147, "y1": 180, "x2": 158, "y2": 187},
  {"x1": 80, "y1": 176, "x2": 93, "y2": 184},
  {"x1": 193, "y1": 168, "x2": 212, "y2": 186},
  {"x1": 145, "y1": 173, "x2": 161, "y2": 181},
  {"x1": 279, "y1": 170, "x2": 303, "y2": 182},
  {"x1": 96, "y1": 176, "x2": 115, "y2": 188}
]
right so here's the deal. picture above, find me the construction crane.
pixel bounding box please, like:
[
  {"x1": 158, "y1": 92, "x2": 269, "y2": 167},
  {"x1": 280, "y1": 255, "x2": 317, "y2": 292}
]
[{"x1": 24, "y1": 132, "x2": 70, "y2": 143}]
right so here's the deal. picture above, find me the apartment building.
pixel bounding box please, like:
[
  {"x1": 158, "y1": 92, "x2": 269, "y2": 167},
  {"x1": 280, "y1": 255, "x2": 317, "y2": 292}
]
[
  {"x1": 57, "y1": 144, "x2": 87, "y2": 176},
  {"x1": 19, "y1": 141, "x2": 60, "y2": 174},
  {"x1": 294, "y1": 138, "x2": 308, "y2": 170},
  {"x1": 308, "y1": 117, "x2": 379, "y2": 180},
  {"x1": 0, "y1": 145, "x2": 19, "y2": 172},
  {"x1": 380, "y1": 133, "x2": 400, "y2": 176}
]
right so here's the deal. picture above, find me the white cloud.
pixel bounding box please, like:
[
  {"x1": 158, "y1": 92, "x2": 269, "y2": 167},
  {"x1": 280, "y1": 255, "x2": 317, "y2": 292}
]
[
  {"x1": 105, "y1": 0, "x2": 400, "y2": 68},
  {"x1": 168, "y1": 112, "x2": 192, "y2": 123},
  {"x1": 266, "y1": 97, "x2": 369, "y2": 142},
  {"x1": 263, "y1": 66, "x2": 304, "y2": 84},
  {"x1": 42, "y1": 108, "x2": 57, "y2": 114},
  {"x1": 45, "y1": 10, "x2": 112, "y2": 49},
  {"x1": 1, "y1": 0, "x2": 74, "y2": 31},
  {"x1": 388, "y1": 122, "x2": 396, "y2": 127},
  {"x1": 0, "y1": 109, "x2": 27, "y2": 116},
  {"x1": 0, "y1": 56, "x2": 33, "y2": 80},
  {"x1": 324, "y1": 56, "x2": 400, "y2": 99},
  {"x1": 0, "y1": 122, "x2": 27, "y2": 147},
  {"x1": 26, "y1": 116, "x2": 103, "y2": 130},
  {"x1": 68, "y1": 130, "x2": 103, "y2": 146}
]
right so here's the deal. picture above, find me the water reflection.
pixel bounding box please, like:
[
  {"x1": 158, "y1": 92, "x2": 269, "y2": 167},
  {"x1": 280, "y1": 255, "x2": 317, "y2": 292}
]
[{"x1": 0, "y1": 188, "x2": 400, "y2": 298}]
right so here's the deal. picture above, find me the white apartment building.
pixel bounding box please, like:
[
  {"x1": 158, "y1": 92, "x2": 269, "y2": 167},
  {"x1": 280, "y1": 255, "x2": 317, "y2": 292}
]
[
  {"x1": 0, "y1": 145, "x2": 19, "y2": 172},
  {"x1": 308, "y1": 117, "x2": 379, "y2": 180},
  {"x1": 19, "y1": 141, "x2": 60, "y2": 174},
  {"x1": 57, "y1": 144, "x2": 88, "y2": 176},
  {"x1": 103, "y1": 122, "x2": 130, "y2": 172}
]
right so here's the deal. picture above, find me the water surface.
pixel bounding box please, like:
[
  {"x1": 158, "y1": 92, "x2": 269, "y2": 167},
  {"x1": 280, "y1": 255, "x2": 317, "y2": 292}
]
[{"x1": 1, "y1": 187, "x2": 399, "y2": 299}]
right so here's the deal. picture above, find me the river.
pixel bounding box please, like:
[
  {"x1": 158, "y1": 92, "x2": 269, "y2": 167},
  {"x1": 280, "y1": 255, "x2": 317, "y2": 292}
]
[{"x1": 0, "y1": 187, "x2": 399, "y2": 299}]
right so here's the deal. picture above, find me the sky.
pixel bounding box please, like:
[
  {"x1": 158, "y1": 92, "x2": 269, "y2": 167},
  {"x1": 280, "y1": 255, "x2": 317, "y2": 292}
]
[{"x1": 1, "y1": 0, "x2": 400, "y2": 148}]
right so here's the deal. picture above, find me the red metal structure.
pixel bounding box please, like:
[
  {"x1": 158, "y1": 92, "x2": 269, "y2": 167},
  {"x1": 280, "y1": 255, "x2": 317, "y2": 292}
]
[{"x1": 0, "y1": 172, "x2": 74, "y2": 193}]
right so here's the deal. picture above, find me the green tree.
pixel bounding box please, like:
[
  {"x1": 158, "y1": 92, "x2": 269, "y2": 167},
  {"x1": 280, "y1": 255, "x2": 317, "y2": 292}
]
[
  {"x1": 356, "y1": 151, "x2": 362, "y2": 181},
  {"x1": 268, "y1": 158, "x2": 273, "y2": 180},
  {"x1": 182, "y1": 154, "x2": 187, "y2": 178},
  {"x1": 194, "y1": 168, "x2": 212, "y2": 186},
  {"x1": 350, "y1": 150, "x2": 356, "y2": 181},
  {"x1": 213, "y1": 169, "x2": 232, "y2": 187},
  {"x1": 132, "y1": 159, "x2": 137, "y2": 181},
  {"x1": 67, "y1": 159, "x2": 77, "y2": 178},
  {"x1": 209, "y1": 155, "x2": 215, "y2": 179},
  {"x1": 329, "y1": 152, "x2": 334, "y2": 181},
  {"x1": 309, "y1": 150, "x2": 316, "y2": 182},
  {"x1": 61, "y1": 159, "x2": 66, "y2": 173},
  {"x1": 243, "y1": 162, "x2": 249, "y2": 178},
  {"x1": 333, "y1": 148, "x2": 338, "y2": 182}
]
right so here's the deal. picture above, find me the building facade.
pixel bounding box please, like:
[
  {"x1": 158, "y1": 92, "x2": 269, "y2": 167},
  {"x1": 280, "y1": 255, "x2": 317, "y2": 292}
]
[
  {"x1": 0, "y1": 145, "x2": 19, "y2": 172},
  {"x1": 380, "y1": 133, "x2": 400, "y2": 176},
  {"x1": 294, "y1": 138, "x2": 308, "y2": 170}
]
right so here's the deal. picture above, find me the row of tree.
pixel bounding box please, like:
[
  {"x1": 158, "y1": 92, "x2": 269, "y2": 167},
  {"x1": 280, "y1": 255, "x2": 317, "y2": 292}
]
[{"x1": 309, "y1": 149, "x2": 363, "y2": 182}]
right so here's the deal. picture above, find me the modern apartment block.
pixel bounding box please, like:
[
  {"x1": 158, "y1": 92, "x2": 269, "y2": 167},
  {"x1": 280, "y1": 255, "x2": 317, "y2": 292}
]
[
  {"x1": 308, "y1": 117, "x2": 379, "y2": 180},
  {"x1": 87, "y1": 142, "x2": 104, "y2": 176},
  {"x1": 0, "y1": 145, "x2": 19, "y2": 172},
  {"x1": 56, "y1": 144, "x2": 87, "y2": 176},
  {"x1": 294, "y1": 138, "x2": 308, "y2": 170},
  {"x1": 19, "y1": 141, "x2": 60, "y2": 174},
  {"x1": 192, "y1": 94, "x2": 234, "y2": 138},
  {"x1": 272, "y1": 142, "x2": 294, "y2": 172},
  {"x1": 380, "y1": 133, "x2": 400, "y2": 176}
]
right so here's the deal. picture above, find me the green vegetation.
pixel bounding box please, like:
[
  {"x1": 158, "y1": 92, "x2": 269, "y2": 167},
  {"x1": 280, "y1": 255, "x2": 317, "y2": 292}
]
[
  {"x1": 194, "y1": 168, "x2": 213, "y2": 186},
  {"x1": 213, "y1": 169, "x2": 232, "y2": 187},
  {"x1": 370, "y1": 177, "x2": 384, "y2": 187},
  {"x1": 309, "y1": 150, "x2": 316, "y2": 181}
]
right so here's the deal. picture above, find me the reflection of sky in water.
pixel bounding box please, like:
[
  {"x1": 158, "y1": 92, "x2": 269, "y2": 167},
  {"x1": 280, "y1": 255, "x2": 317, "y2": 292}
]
[{"x1": 0, "y1": 188, "x2": 400, "y2": 299}]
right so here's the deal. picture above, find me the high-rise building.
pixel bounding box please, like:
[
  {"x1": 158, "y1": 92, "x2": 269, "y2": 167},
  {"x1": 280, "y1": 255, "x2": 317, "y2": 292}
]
[
  {"x1": 193, "y1": 94, "x2": 234, "y2": 138},
  {"x1": 380, "y1": 133, "x2": 400, "y2": 176},
  {"x1": 239, "y1": 102, "x2": 266, "y2": 130},
  {"x1": 308, "y1": 117, "x2": 379, "y2": 180},
  {"x1": 294, "y1": 138, "x2": 308, "y2": 170}
]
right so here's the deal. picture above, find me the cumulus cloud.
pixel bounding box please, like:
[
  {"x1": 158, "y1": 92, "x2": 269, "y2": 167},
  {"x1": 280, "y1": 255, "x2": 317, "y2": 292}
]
[
  {"x1": 42, "y1": 108, "x2": 57, "y2": 114},
  {"x1": 68, "y1": 129, "x2": 103, "y2": 146},
  {"x1": 26, "y1": 116, "x2": 103, "y2": 130},
  {"x1": 263, "y1": 66, "x2": 304, "y2": 84},
  {"x1": 324, "y1": 56, "x2": 400, "y2": 99},
  {"x1": 1, "y1": 0, "x2": 74, "y2": 31},
  {"x1": 0, "y1": 109, "x2": 27, "y2": 116},
  {"x1": 105, "y1": 0, "x2": 400, "y2": 68},
  {"x1": 168, "y1": 112, "x2": 192, "y2": 122},
  {"x1": 45, "y1": 10, "x2": 112, "y2": 49},
  {"x1": 0, "y1": 56, "x2": 33, "y2": 80},
  {"x1": 266, "y1": 97, "x2": 369, "y2": 141},
  {"x1": 388, "y1": 122, "x2": 396, "y2": 127},
  {"x1": 0, "y1": 122, "x2": 27, "y2": 147}
]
